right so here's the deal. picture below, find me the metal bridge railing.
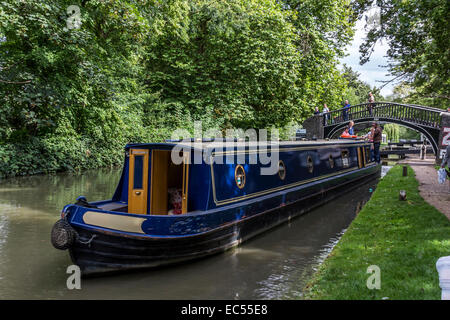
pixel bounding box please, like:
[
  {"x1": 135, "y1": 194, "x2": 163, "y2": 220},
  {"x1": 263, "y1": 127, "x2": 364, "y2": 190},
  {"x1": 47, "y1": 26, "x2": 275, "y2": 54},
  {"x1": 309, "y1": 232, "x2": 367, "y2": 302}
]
[{"x1": 323, "y1": 102, "x2": 443, "y2": 129}]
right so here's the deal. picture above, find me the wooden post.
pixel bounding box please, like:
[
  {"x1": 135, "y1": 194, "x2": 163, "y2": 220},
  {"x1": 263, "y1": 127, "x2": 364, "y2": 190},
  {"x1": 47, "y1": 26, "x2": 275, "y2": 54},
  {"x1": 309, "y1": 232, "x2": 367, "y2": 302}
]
[
  {"x1": 402, "y1": 166, "x2": 408, "y2": 177},
  {"x1": 421, "y1": 144, "x2": 426, "y2": 160},
  {"x1": 436, "y1": 256, "x2": 450, "y2": 300}
]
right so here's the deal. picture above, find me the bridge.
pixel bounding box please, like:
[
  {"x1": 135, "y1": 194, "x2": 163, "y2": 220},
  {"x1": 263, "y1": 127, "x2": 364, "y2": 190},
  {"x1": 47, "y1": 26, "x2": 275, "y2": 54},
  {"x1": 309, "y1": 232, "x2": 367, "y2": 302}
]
[{"x1": 302, "y1": 102, "x2": 450, "y2": 163}]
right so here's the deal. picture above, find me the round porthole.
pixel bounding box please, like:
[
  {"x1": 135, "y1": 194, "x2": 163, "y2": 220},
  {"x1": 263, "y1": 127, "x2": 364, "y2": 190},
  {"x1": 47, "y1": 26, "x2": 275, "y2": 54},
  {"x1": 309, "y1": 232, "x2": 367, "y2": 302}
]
[
  {"x1": 329, "y1": 155, "x2": 334, "y2": 168},
  {"x1": 235, "y1": 165, "x2": 246, "y2": 189},
  {"x1": 307, "y1": 155, "x2": 314, "y2": 173},
  {"x1": 278, "y1": 160, "x2": 286, "y2": 180}
]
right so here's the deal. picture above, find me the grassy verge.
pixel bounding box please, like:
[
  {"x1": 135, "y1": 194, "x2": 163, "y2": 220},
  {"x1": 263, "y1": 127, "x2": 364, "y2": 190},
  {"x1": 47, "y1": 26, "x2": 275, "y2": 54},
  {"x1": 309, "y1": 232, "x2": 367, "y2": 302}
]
[{"x1": 303, "y1": 165, "x2": 450, "y2": 300}]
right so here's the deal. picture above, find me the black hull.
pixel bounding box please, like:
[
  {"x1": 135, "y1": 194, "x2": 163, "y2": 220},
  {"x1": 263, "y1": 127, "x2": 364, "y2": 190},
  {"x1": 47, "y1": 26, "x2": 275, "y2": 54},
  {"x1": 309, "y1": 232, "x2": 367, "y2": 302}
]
[{"x1": 70, "y1": 165, "x2": 380, "y2": 276}]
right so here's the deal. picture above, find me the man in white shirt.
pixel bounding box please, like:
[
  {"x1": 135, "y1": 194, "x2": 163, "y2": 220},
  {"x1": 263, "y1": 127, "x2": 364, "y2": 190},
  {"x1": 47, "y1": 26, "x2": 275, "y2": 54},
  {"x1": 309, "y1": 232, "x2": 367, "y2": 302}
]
[{"x1": 323, "y1": 104, "x2": 330, "y2": 124}]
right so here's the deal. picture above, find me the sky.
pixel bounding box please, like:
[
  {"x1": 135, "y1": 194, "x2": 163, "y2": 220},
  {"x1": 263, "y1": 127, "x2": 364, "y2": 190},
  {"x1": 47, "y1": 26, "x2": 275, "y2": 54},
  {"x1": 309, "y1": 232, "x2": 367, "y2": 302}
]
[{"x1": 339, "y1": 8, "x2": 395, "y2": 97}]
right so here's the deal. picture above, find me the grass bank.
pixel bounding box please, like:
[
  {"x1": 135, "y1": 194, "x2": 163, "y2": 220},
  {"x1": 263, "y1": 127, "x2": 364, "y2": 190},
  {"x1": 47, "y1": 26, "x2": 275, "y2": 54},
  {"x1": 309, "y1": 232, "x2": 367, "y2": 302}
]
[{"x1": 303, "y1": 165, "x2": 450, "y2": 300}]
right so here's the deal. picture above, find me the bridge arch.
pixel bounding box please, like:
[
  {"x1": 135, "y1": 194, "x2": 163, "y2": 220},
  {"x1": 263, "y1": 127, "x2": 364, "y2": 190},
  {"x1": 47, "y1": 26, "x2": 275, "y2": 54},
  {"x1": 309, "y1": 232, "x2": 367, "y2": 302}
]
[
  {"x1": 321, "y1": 102, "x2": 443, "y2": 155},
  {"x1": 326, "y1": 119, "x2": 439, "y2": 154}
]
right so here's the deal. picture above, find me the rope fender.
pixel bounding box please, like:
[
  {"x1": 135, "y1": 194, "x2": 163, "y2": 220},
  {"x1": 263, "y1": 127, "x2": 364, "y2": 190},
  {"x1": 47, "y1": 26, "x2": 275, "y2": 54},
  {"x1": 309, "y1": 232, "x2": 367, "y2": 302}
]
[{"x1": 50, "y1": 219, "x2": 78, "y2": 250}]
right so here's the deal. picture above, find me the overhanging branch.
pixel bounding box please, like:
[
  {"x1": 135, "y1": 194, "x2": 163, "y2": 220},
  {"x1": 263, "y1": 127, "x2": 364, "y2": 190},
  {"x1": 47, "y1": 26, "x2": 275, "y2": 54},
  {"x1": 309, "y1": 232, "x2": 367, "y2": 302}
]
[{"x1": 0, "y1": 79, "x2": 31, "y2": 84}]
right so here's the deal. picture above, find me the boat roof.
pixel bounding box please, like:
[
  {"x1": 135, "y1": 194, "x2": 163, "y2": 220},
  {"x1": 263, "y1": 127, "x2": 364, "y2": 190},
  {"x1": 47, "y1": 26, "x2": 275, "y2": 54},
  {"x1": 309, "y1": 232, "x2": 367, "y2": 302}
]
[{"x1": 125, "y1": 139, "x2": 366, "y2": 151}]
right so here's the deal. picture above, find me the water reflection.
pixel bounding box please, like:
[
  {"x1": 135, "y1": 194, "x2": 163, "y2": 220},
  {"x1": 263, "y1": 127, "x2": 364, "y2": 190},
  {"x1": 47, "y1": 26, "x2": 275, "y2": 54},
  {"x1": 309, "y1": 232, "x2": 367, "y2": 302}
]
[{"x1": 0, "y1": 167, "x2": 379, "y2": 299}]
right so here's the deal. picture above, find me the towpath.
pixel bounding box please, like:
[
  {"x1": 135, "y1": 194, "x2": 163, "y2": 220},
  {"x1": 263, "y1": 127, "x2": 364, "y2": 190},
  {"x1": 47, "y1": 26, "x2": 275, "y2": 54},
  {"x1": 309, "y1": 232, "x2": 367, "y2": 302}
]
[{"x1": 399, "y1": 156, "x2": 450, "y2": 220}]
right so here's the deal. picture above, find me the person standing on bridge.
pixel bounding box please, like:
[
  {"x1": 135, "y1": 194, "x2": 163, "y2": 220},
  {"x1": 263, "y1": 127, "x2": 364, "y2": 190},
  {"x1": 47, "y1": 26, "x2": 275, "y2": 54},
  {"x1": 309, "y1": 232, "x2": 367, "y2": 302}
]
[
  {"x1": 323, "y1": 104, "x2": 330, "y2": 124},
  {"x1": 367, "y1": 92, "x2": 375, "y2": 116},
  {"x1": 342, "y1": 100, "x2": 351, "y2": 121},
  {"x1": 314, "y1": 106, "x2": 320, "y2": 115},
  {"x1": 441, "y1": 144, "x2": 450, "y2": 192},
  {"x1": 372, "y1": 122, "x2": 382, "y2": 163}
]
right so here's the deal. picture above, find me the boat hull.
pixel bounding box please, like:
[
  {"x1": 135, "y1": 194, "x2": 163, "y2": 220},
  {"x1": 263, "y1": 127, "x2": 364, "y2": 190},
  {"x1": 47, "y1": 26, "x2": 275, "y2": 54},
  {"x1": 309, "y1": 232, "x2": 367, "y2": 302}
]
[{"x1": 69, "y1": 164, "x2": 380, "y2": 276}]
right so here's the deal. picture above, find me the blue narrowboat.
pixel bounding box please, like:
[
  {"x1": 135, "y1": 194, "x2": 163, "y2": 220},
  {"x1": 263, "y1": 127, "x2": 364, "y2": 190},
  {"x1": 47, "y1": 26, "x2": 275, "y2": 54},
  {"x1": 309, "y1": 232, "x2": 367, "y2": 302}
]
[{"x1": 51, "y1": 139, "x2": 380, "y2": 275}]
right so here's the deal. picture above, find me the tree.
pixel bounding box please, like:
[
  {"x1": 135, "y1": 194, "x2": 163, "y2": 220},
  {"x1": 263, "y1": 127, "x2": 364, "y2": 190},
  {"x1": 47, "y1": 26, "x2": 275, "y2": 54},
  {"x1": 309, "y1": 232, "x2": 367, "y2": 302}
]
[
  {"x1": 0, "y1": 0, "x2": 362, "y2": 176},
  {"x1": 359, "y1": 0, "x2": 449, "y2": 108},
  {"x1": 281, "y1": 0, "x2": 357, "y2": 112},
  {"x1": 341, "y1": 64, "x2": 383, "y2": 104},
  {"x1": 0, "y1": 0, "x2": 163, "y2": 175},
  {"x1": 383, "y1": 123, "x2": 399, "y2": 142},
  {"x1": 143, "y1": 0, "x2": 305, "y2": 131}
]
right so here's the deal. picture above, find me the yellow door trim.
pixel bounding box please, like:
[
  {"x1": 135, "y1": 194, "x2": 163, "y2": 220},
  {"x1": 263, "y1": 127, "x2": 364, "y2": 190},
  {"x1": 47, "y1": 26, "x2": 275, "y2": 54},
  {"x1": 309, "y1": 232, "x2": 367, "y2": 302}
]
[
  {"x1": 128, "y1": 149, "x2": 149, "y2": 214},
  {"x1": 361, "y1": 147, "x2": 366, "y2": 167},
  {"x1": 182, "y1": 152, "x2": 190, "y2": 214},
  {"x1": 357, "y1": 147, "x2": 363, "y2": 168}
]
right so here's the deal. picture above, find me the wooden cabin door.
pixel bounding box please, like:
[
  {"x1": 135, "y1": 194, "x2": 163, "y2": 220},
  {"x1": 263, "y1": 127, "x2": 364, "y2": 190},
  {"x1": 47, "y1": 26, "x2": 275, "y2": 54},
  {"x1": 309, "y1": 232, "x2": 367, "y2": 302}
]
[{"x1": 128, "y1": 149, "x2": 149, "y2": 214}]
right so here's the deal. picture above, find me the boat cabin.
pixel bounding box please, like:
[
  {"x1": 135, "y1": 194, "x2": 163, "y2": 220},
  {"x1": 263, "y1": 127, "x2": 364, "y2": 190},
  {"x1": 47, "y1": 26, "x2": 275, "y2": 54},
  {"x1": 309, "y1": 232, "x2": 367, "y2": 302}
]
[{"x1": 96, "y1": 139, "x2": 373, "y2": 216}]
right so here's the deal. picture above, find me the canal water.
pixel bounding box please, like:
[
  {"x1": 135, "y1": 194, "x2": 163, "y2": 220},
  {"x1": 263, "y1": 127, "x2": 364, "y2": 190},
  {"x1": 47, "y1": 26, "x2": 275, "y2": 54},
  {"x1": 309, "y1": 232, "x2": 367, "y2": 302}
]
[{"x1": 0, "y1": 167, "x2": 383, "y2": 299}]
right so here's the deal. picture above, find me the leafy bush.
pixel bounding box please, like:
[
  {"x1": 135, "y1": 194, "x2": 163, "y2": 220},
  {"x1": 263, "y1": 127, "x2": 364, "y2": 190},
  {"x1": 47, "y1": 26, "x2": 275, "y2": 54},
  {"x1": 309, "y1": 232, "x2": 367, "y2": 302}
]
[{"x1": 0, "y1": 0, "x2": 358, "y2": 178}]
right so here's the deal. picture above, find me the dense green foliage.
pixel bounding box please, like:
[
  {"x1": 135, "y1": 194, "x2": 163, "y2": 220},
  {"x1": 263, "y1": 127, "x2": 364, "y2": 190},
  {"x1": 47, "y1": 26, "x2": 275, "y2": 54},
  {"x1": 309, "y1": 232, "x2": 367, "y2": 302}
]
[
  {"x1": 360, "y1": 0, "x2": 449, "y2": 108},
  {"x1": 398, "y1": 125, "x2": 421, "y2": 141},
  {"x1": 280, "y1": 0, "x2": 356, "y2": 110},
  {"x1": 2, "y1": 1, "x2": 445, "y2": 178},
  {"x1": 387, "y1": 82, "x2": 449, "y2": 109},
  {"x1": 383, "y1": 123, "x2": 399, "y2": 142},
  {"x1": 0, "y1": 0, "x2": 154, "y2": 176},
  {"x1": 383, "y1": 123, "x2": 420, "y2": 142},
  {"x1": 144, "y1": 0, "x2": 303, "y2": 131},
  {"x1": 303, "y1": 165, "x2": 450, "y2": 299},
  {"x1": 0, "y1": 0, "x2": 361, "y2": 177}
]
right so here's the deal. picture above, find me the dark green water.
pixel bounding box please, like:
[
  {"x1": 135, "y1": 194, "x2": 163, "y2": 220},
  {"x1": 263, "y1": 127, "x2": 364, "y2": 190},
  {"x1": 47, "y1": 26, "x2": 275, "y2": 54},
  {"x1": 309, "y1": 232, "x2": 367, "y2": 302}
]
[{"x1": 0, "y1": 168, "x2": 380, "y2": 299}]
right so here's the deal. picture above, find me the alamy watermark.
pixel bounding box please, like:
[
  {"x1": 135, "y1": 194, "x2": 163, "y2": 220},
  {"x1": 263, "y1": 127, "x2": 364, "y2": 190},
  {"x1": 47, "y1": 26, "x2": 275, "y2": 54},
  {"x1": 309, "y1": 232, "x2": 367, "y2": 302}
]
[
  {"x1": 366, "y1": 265, "x2": 381, "y2": 290},
  {"x1": 64, "y1": 5, "x2": 82, "y2": 31},
  {"x1": 66, "y1": 265, "x2": 81, "y2": 290},
  {"x1": 169, "y1": 121, "x2": 289, "y2": 176}
]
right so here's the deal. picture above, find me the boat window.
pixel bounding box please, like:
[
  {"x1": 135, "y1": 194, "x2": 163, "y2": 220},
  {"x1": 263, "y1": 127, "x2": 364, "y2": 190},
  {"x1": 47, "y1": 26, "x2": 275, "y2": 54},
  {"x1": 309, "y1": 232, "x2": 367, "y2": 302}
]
[
  {"x1": 341, "y1": 150, "x2": 350, "y2": 168},
  {"x1": 235, "y1": 165, "x2": 246, "y2": 189},
  {"x1": 133, "y1": 155, "x2": 144, "y2": 189},
  {"x1": 329, "y1": 155, "x2": 334, "y2": 168},
  {"x1": 307, "y1": 155, "x2": 314, "y2": 173},
  {"x1": 278, "y1": 160, "x2": 286, "y2": 180}
]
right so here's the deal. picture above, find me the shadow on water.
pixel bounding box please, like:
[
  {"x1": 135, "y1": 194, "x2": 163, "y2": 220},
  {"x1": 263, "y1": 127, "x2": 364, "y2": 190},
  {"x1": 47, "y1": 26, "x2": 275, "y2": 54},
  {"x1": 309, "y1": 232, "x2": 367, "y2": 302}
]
[{"x1": 0, "y1": 167, "x2": 384, "y2": 299}]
